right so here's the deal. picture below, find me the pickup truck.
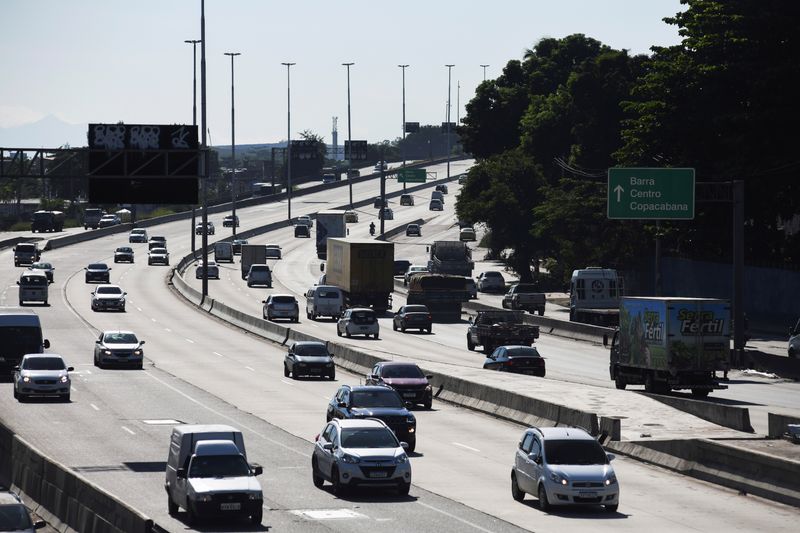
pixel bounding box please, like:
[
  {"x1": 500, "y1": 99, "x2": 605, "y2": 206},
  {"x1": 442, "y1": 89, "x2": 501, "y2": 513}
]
[
  {"x1": 502, "y1": 284, "x2": 546, "y2": 315},
  {"x1": 466, "y1": 310, "x2": 539, "y2": 354}
]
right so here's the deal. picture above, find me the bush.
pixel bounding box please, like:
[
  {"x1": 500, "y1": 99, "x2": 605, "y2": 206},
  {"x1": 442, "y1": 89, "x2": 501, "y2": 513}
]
[{"x1": 9, "y1": 221, "x2": 30, "y2": 231}]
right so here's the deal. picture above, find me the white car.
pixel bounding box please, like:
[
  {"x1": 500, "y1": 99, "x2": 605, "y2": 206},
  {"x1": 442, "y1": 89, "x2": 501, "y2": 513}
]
[
  {"x1": 476, "y1": 271, "x2": 506, "y2": 292},
  {"x1": 262, "y1": 294, "x2": 299, "y2": 322},
  {"x1": 404, "y1": 265, "x2": 428, "y2": 286},
  {"x1": 90, "y1": 284, "x2": 126, "y2": 312},
  {"x1": 98, "y1": 214, "x2": 121, "y2": 227},
  {"x1": 511, "y1": 426, "x2": 619, "y2": 512},
  {"x1": 94, "y1": 330, "x2": 145, "y2": 369},
  {"x1": 265, "y1": 244, "x2": 282, "y2": 260},
  {"x1": 147, "y1": 247, "x2": 169, "y2": 265},
  {"x1": 312, "y1": 418, "x2": 411, "y2": 495},
  {"x1": 337, "y1": 307, "x2": 379, "y2": 339},
  {"x1": 13, "y1": 354, "x2": 73, "y2": 402},
  {"x1": 296, "y1": 215, "x2": 313, "y2": 228},
  {"x1": 128, "y1": 228, "x2": 148, "y2": 243},
  {"x1": 195, "y1": 261, "x2": 219, "y2": 279}
]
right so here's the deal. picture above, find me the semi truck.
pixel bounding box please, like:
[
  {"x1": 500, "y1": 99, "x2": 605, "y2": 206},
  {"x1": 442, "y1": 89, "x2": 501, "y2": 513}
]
[
  {"x1": 427, "y1": 241, "x2": 474, "y2": 277},
  {"x1": 325, "y1": 238, "x2": 394, "y2": 313},
  {"x1": 316, "y1": 210, "x2": 347, "y2": 259},
  {"x1": 406, "y1": 274, "x2": 471, "y2": 322},
  {"x1": 569, "y1": 267, "x2": 623, "y2": 326},
  {"x1": 606, "y1": 297, "x2": 730, "y2": 397},
  {"x1": 31, "y1": 210, "x2": 65, "y2": 233},
  {"x1": 240, "y1": 244, "x2": 267, "y2": 280}
]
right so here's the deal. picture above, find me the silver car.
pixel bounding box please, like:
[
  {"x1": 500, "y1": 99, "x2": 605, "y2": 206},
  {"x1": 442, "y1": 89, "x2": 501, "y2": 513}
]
[
  {"x1": 476, "y1": 271, "x2": 506, "y2": 292},
  {"x1": 262, "y1": 294, "x2": 299, "y2": 322},
  {"x1": 337, "y1": 308, "x2": 379, "y2": 339},
  {"x1": 148, "y1": 247, "x2": 169, "y2": 265},
  {"x1": 0, "y1": 491, "x2": 46, "y2": 531},
  {"x1": 195, "y1": 260, "x2": 219, "y2": 279},
  {"x1": 511, "y1": 426, "x2": 619, "y2": 512},
  {"x1": 265, "y1": 244, "x2": 282, "y2": 260},
  {"x1": 90, "y1": 284, "x2": 126, "y2": 312},
  {"x1": 312, "y1": 418, "x2": 411, "y2": 495},
  {"x1": 94, "y1": 330, "x2": 145, "y2": 369},
  {"x1": 13, "y1": 354, "x2": 73, "y2": 402}
]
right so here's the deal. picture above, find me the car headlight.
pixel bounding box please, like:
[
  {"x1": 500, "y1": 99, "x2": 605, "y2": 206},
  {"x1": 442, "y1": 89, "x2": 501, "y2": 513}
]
[
  {"x1": 195, "y1": 494, "x2": 212, "y2": 502},
  {"x1": 605, "y1": 474, "x2": 617, "y2": 486},
  {"x1": 395, "y1": 454, "x2": 408, "y2": 464},
  {"x1": 60, "y1": 375, "x2": 69, "y2": 383},
  {"x1": 549, "y1": 472, "x2": 568, "y2": 486},
  {"x1": 133, "y1": 349, "x2": 142, "y2": 356},
  {"x1": 341, "y1": 453, "x2": 360, "y2": 464},
  {"x1": 103, "y1": 350, "x2": 112, "y2": 355},
  {"x1": 22, "y1": 376, "x2": 31, "y2": 383},
  {"x1": 248, "y1": 492, "x2": 263, "y2": 500},
  {"x1": 425, "y1": 384, "x2": 432, "y2": 391}
]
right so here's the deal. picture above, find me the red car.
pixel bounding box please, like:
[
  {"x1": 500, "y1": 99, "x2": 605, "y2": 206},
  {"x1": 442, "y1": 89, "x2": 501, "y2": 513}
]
[{"x1": 365, "y1": 361, "x2": 433, "y2": 409}]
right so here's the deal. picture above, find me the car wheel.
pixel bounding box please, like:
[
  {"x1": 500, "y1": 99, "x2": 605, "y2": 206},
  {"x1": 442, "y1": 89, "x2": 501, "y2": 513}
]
[
  {"x1": 374, "y1": 333, "x2": 379, "y2": 339},
  {"x1": 307, "y1": 311, "x2": 312, "y2": 319},
  {"x1": 62, "y1": 393, "x2": 70, "y2": 403},
  {"x1": 263, "y1": 312, "x2": 268, "y2": 320},
  {"x1": 312, "y1": 458, "x2": 325, "y2": 488},
  {"x1": 511, "y1": 471, "x2": 525, "y2": 502},
  {"x1": 605, "y1": 503, "x2": 619, "y2": 513},
  {"x1": 401, "y1": 325, "x2": 406, "y2": 332},
  {"x1": 251, "y1": 509, "x2": 263, "y2": 525},
  {"x1": 467, "y1": 336, "x2": 475, "y2": 351},
  {"x1": 247, "y1": 282, "x2": 252, "y2": 287},
  {"x1": 691, "y1": 388, "x2": 710, "y2": 398},
  {"x1": 393, "y1": 322, "x2": 397, "y2": 331},
  {"x1": 406, "y1": 437, "x2": 416, "y2": 454},
  {"x1": 185, "y1": 504, "x2": 196, "y2": 526},
  {"x1": 137, "y1": 363, "x2": 143, "y2": 370},
  {"x1": 331, "y1": 465, "x2": 345, "y2": 496},
  {"x1": 397, "y1": 481, "x2": 411, "y2": 496},
  {"x1": 167, "y1": 495, "x2": 178, "y2": 515},
  {"x1": 427, "y1": 327, "x2": 433, "y2": 334},
  {"x1": 120, "y1": 305, "x2": 125, "y2": 312},
  {"x1": 538, "y1": 484, "x2": 550, "y2": 512},
  {"x1": 328, "y1": 371, "x2": 336, "y2": 381},
  {"x1": 789, "y1": 348, "x2": 796, "y2": 359},
  {"x1": 337, "y1": 327, "x2": 342, "y2": 337},
  {"x1": 614, "y1": 373, "x2": 626, "y2": 390},
  {"x1": 13, "y1": 388, "x2": 18, "y2": 399},
  {"x1": 345, "y1": 328, "x2": 352, "y2": 338},
  {"x1": 283, "y1": 364, "x2": 290, "y2": 377},
  {"x1": 424, "y1": 398, "x2": 432, "y2": 410}
]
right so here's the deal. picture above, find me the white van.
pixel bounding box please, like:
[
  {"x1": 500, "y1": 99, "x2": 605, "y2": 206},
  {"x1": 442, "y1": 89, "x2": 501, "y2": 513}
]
[
  {"x1": 17, "y1": 271, "x2": 49, "y2": 306},
  {"x1": 214, "y1": 242, "x2": 234, "y2": 263},
  {"x1": 305, "y1": 285, "x2": 345, "y2": 320},
  {"x1": 165, "y1": 424, "x2": 263, "y2": 525},
  {"x1": 0, "y1": 308, "x2": 50, "y2": 375},
  {"x1": 431, "y1": 190, "x2": 445, "y2": 204}
]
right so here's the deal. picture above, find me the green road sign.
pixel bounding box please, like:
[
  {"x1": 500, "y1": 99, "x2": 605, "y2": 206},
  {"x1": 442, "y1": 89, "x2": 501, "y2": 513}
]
[
  {"x1": 607, "y1": 167, "x2": 695, "y2": 220},
  {"x1": 397, "y1": 168, "x2": 426, "y2": 183}
]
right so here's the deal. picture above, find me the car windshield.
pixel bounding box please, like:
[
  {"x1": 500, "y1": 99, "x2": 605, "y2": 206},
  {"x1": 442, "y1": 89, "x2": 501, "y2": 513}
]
[
  {"x1": 544, "y1": 439, "x2": 608, "y2": 465},
  {"x1": 31, "y1": 263, "x2": 51, "y2": 269},
  {"x1": 88, "y1": 264, "x2": 108, "y2": 270},
  {"x1": 97, "y1": 287, "x2": 122, "y2": 295},
  {"x1": 188, "y1": 454, "x2": 251, "y2": 478},
  {"x1": 116, "y1": 247, "x2": 132, "y2": 253},
  {"x1": 485, "y1": 272, "x2": 503, "y2": 279},
  {"x1": 350, "y1": 311, "x2": 376, "y2": 324},
  {"x1": 506, "y1": 347, "x2": 540, "y2": 358},
  {"x1": 151, "y1": 248, "x2": 167, "y2": 254},
  {"x1": 294, "y1": 343, "x2": 329, "y2": 356},
  {"x1": 23, "y1": 357, "x2": 65, "y2": 370},
  {"x1": 250, "y1": 265, "x2": 269, "y2": 272},
  {"x1": 341, "y1": 428, "x2": 399, "y2": 449},
  {"x1": 104, "y1": 333, "x2": 138, "y2": 344},
  {"x1": 404, "y1": 305, "x2": 428, "y2": 314},
  {"x1": 351, "y1": 390, "x2": 403, "y2": 408},
  {"x1": 20, "y1": 275, "x2": 47, "y2": 286},
  {"x1": 271, "y1": 296, "x2": 296, "y2": 304},
  {"x1": 513, "y1": 284, "x2": 538, "y2": 293},
  {"x1": 317, "y1": 289, "x2": 340, "y2": 298},
  {"x1": 382, "y1": 365, "x2": 424, "y2": 379},
  {"x1": 409, "y1": 267, "x2": 426, "y2": 273},
  {"x1": 0, "y1": 503, "x2": 33, "y2": 529}
]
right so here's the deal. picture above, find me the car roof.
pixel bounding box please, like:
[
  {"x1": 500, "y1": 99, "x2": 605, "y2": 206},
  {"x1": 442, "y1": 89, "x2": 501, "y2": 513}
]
[
  {"x1": 531, "y1": 426, "x2": 594, "y2": 441},
  {"x1": 331, "y1": 418, "x2": 387, "y2": 430},
  {"x1": 269, "y1": 294, "x2": 295, "y2": 299},
  {"x1": 96, "y1": 284, "x2": 121, "y2": 289},
  {"x1": 21, "y1": 353, "x2": 65, "y2": 360},
  {"x1": 348, "y1": 385, "x2": 394, "y2": 393},
  {"x1": 348, "y1": 307, "x2": 375, "y2": 312},
  {"x1": 292, "y1": 341, "x2": 326, "y2": 348},
  {"x1": 102, "y1": 330, "x2": 136, "y2": 335},
  {"x1": 0, "y1": 491, "x2": 23, "y2": 505},
  {"x1": 379, "y1": 361, "x2": 421, "y2": 369}
]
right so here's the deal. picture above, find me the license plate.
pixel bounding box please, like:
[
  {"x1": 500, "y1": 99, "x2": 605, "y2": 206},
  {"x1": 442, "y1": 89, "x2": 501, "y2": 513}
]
[
  {"x1": 579, "y1": 492, "x2": 597, "y2": 498},
  {"x1": 310, "y1": 368, "x2": 321, "y2": 373},
  {"x1": 220, "y1": 502, "x2": 241, "y2": 511},
  {"x1": 369, "y1": 471, "x2": 388, "y2": 478},
  {"x1": 402, "y1": 393, "x2": 416, "y2": 398},
  {"x1": 359, "y1": 326, "x2": 368, "y2": 331}
]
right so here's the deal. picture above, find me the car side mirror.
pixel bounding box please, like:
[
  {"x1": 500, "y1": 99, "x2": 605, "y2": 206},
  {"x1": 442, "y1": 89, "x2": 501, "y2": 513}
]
[
  {"x1": 425, "y1": 375, "x2": 433, "y2": 380},
  {"x1": 139, "y1": 340, "x2": 146, "y2": 345},
  {"x1": 15, "y1": 281, "x2": 19, "y2": 285},
  {"x1": 400, "y1": 442, "x2": 409, "y2": 449},
  {"x1": 34, "y1": 520, "x2": 46, "y2": 530},
  {"x1": 529, "y1": 452, "x2": 541, "y2": 463},
  {"x1": 176, "y1": 467, "x2": 187, "y2": 479},
  {"x1": 13, "y1": 366, "x2": 20, "y2": 371},
  {"x1": 337, "y1": 400, "x2": 347, "y2": 408},
  {"x1": 95, "y1": 340, "x2": 101, "y2": 344},
  {"x1": 405, "y1": 401, "x2": 414, "y2": 409},
  {"x1": 322, "y1": 442, "x2": 334, "y2": 451},
  {"x1": 43, "y1": 339, "x2": 50, "y2": 349},
  {"x1": 67, "y1": 366, "x2": 74, "y2": 372},
  {"x1": 320, "y1": 263, "x2": 325, "y2": 272},
  {"x1": 108, "y1": 267, "x2": 112, "y2": 271},
  {"x1": 251, "y1": 464, "x2": 263, "y2": 476},
  {"x1": 261, "y1": 300, "x2": 266, "y2": 304},
  {"x1": 606, "y1": 453, "x2": 616, "y2": 462}
]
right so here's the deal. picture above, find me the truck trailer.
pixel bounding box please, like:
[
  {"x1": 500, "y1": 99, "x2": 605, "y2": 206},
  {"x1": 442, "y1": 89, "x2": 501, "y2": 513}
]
[
  {"x1": 240, "y1": 244, "x2": 267, "y2": 280},
  {"x1": 325, "y1": 238, "x2": 394, "y2": 313},
  {"x1": 427, "y1": 241, "x2": 474, "y2": 277},
  {"x1": 606, "y1": 297, "x2": 730, "y2": 397},
  {"x1": 406, "y1": 274, "x2": 470, "y2": 322},
  {"x1": 315, "y1": 210, "x2": 347, "y2": 259}
]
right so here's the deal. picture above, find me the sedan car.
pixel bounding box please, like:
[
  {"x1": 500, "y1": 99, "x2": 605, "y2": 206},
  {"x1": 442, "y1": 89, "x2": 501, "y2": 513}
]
[
  {"x1": 85, "y1": 263, "x2": 111, "y2": 283},
  {"x1": 13, "y1": 354, "x2": 73, "y2": 402},
  {"x1": 195, "y1": 260, "x2": 219, "y2": 279},
  {"x1": 223, "y1": 214, "x2": 240, "y2": 227},
  {"x1": 296, "y1": 215, "x2": 313, "y2": 227},
  {"x1": 312, "y1": 418, "x2": 411, "y2": 496},
  {"x1": 232, "y1": 239, "x2": 249, "y2": 254},
  {"x1": 337, "y1": 308, "x2": 379, "y2": 339},
  {"x1": 147, "y1": 247, "x2": 169, "y2": 265},
  {"x1": 365, "y1": 361, "x2": 433, "y2": 409},
  {"x1": 0, "y1": 491, "x2": 46, "y2": 531},
  {"x1": 94, "y1": 330, "x2": 145, "y2": 369},
  {"x1": 392, "y1": 305, "x2": 433, "y2": 334},
  {"x1": 484, "y1": 345, "x2": 545, "y2": 377},
  {"x1": 476, "y1": 271, "x2": 506, "y2": 292},
  {"x1": 435, "y1": 184, "x2": 449, "y2": 194},
  {"x1": 90, "y1": 284, "x2": 126, "y2": 312},
  {"x1": 466, "y1": 278, "x2": 478, "y2": 299},
  {"x1": 262, "y1": 294, "x2": 299, "y2": 322},
  {"x1": 511, "y1": 426, "x2": 619, "y2": 512},
  {"x1": 284, "y1": 341, "x2": 335, "y2": 380},
  {"x1": 403, "y1": 265, "x2": 428, "y2": 286},
  {"x1": 194, "y1": 221, "x2": 215, "y2": 235},
  {"x1": 405, "y1": 223, "x2": 421, "y2": 237},
  {"x1": 113, "y1": 246, "x2": 134, "y2": 263},
  {"x1": 98, "y1": 214, "x2": 121, "y2": 228},
  {"x1": 128, "y1": 228, "x2": 148, "y2": 243},
  {"x1": 28, "y1": 261, "x2": 54, "y2": 283},
  {"x1": 149, "y1": 235, "x2": 167, "y2": 246},
  {"x1": 374, "y1": 161, "x2": 388, "y2": 171}
]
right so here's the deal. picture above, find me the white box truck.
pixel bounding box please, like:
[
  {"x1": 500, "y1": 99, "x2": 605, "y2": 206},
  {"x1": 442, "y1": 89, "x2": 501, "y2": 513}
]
[{"x1": 315, "y1": 210, "x2": 347, "y2": 259}]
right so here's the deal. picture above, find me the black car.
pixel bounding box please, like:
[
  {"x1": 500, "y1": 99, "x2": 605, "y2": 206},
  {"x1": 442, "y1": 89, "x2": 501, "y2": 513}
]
[
  {"x1": 326, "y1": 385, "x2": 417, "y2": 452},
  {"x1": 435, "y1": 184, "x2": 449, "y2": 194},
  {"x1": 232, "y1": 239, "x2": 248, "y2": 254},
  {"x1": 113, "y1": 246, "x2": 134, "y2": 263},
  {"x1": 373, "y1": 197, "x2": 386, "y2": 209},
  {"x1": 85, "y1": 263, "x2": 111, "y2": 283},
  {"x1": 483, "y1": 345, "x2": 546, "y2": 377},
  {"x1": 284, "y1": 341, "x2": 335, "y2": 380},
  {"x1": 294, "y1": 225, "x2": 310, "y2": 238},
  {"x1": 223, "y1": 214, "x2": 240, "y2": 227},
  {"x1": 365, "y1": 362, "x2": 433, "y2": 409},
  {"x1": 393, "y1": 305, "x2": 433, "y2": 333},
  {"x1": 393, "y1": 260, "x2": 411, "y2": 276}
]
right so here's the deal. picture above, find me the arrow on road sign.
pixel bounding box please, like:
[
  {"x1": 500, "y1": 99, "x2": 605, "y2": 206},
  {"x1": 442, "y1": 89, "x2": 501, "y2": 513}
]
[{"x1": 613, "y1": 185, "x2": 624, "y2": 202}]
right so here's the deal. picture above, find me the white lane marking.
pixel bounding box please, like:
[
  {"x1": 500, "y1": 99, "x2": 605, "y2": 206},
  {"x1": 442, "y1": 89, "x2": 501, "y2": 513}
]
[
  {"x1": 71, "y1": 386, "x2": 77, "y2": 392},
  {"x1": 151, "y1": 318, "x2": 157, "y2": 322},
  {"x1": 245, "y1": 366, "x2": 255, "y2": 372},
  {"x1": 165, "y1": 328, "x2": 172, "y2": 332},
  {"x1": 280, "y1": 379, "x2": 293, "y2": 386},
  {"x1": 185, "y1": 338, "x2": 195, "y2": 344},
  {"x1": 121, "y1": 426, "x2": 135, "y2": 435},
  {"x1": 452, "y1": 442, "x2": 480, "y2": 453},
  {"x1": 136, "y1": 307, "x2": 142, "y2": 312},
  {"x1": 90, "y1": 403, "x2": 100, "y2": 411},
  {"x1": 415, "y1": 501, "x2": 495, "y2": 533},
  {"x1": 213, "y1": 351, "x2": 224, "y2": 357},
  {"x1": 85, "y1": 370, "x2": 92, "y2": 375}
]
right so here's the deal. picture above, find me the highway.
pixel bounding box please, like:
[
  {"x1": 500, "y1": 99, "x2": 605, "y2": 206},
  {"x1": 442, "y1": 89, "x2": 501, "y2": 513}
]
[{"x1": 1, "y1": 161, "x2": 799, "y2": 531}]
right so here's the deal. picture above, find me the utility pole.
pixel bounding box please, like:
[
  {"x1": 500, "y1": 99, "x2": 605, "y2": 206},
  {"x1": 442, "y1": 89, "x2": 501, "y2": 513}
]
[
  {"x1": 185, "y1": 38, "x2": 200, "y2": 253},
  {"x1": 224, "y1": 52, "x2": 241, "y2": 236},
  {"x1": 480, "y1": 64, "x2": 489, "y2": 81},
  {"x1": 343, "y1": 62, "x2": 354, "y2": 208},
  {"x1": 199, "y1": 0, "x2": 209, "y2": 298},
  {"x1": 399, "y1": 64, "x2": 408, "y2": 190},
  {"x1": 282, "y1": 62, "x2": 295, "y2": 221},
  {"x1": 445, "y1": 64, "x2": 454, "y2": 180}
]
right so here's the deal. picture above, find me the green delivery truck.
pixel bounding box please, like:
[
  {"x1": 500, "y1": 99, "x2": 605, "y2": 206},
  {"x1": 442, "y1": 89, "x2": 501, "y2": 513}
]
[{"x1": 605, "y1": 297, "x2": 730, "y2": 398}]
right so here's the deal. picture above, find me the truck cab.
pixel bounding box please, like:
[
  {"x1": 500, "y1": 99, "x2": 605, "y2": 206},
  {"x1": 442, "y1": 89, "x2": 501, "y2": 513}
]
[{"x1": 569, "y1": 267, "x2": 623, "y2": 325}]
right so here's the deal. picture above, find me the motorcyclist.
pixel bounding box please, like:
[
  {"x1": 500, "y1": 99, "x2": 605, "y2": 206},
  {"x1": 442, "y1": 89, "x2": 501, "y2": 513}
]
[{"x1": 369, "y1": 221, "x2": 376, "y2": 236}]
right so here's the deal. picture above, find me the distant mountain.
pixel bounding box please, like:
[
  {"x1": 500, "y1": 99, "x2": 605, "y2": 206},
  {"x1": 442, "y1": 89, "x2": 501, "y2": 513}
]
[{"x1": 0, "y1": 115, "x2": 87, "y2": 148}]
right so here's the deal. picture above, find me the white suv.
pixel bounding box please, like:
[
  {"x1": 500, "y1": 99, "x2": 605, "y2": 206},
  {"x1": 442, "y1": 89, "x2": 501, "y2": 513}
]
[{"x1": 511, "y1": 427, "x2": 619, "y2": 512}]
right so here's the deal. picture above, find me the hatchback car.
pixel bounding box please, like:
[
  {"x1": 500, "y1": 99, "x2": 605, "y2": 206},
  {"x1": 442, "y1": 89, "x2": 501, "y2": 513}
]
[
  {"x1": 84, "y1": 263, "x2": 111, "y2": 283},
  {"x1": 404, "y1": 265, "x2": 428, "y2": 286},
  {"x1": 147, "y1": 247, "x2": 169, "y2": 265},
  {"x1": 98, "y1": 214, "x2": 121, "y2": 227},
  {"x1": 399, "y1": 194, "x2": 414, "y2": 206},
  {"x1": 459, "y1": 227, "x2": 477, "y2": 242},
  {"x1": 484, "y1": 345, "x2": 546, "y2": 377},
  {"x1": 0, "y1": 491, "x2": 45, "y2": 531},
  {"x1": 13, "y1": 354, "x2": 73, "y2": 402},
  {"x1": 326, "y1": 384, "x2": 417, "y2": 452},
  {"x1": 149, "y1": 235, "x2": 167, "y2": 246},
  {"x1": 247, "y1": 264, "x2": 272, "y2": 287},
  {"x1": 195, "y1": 260, "x2": 219, "y2": 279},
  {"x1": 232, "y1": 239, "x2": 248, "y2": 254},
  {"x1": 405, "y1": 223, "x2": 421, "y2": 237},
  {"x1": 477, "y1": 271, "x2": 506, "y2": 292},
  {"x1": 28, "y1": 262, "x2": 54, "y2": 283},
  {"x1": 284, "y1": 341, "x2": 335, "y2": 380},
  {"x1": 312, "y1": 418, "x2": 411, "y2": 495},
  {"x1": 337, "y1": 308, "x2": 379, "y2": 339},
  {"x1": 366, "y1": 362, "x2": 433, "y2": 409},
  {"x1": 393, "y1": 305, "x2": 433, "y2": 334},
  {"x1": 128, "y1": 228, "x2": 148, "y2": 243},
  {"x1": 263, "y1": 294, "x2": 299, "y2": 322},
  {"x1": 294, "y1": 224, "x2": 310, "y2": 238},
  {"x1": 94, "y1": 330, "x2": 145, "y2": 369},
  {"x1": 223, "y1": 214, "x2": 240, "y2": 227},
  {"x1": 429, "y1": 199, "x2": 443, "y2": 211},
  {"x1": 374, "y1": 161, "x2": 388, "y2": 171},
  {"x1": 90, "y1": 284, "x2": 126, "y2": 311},
  {"x1": 344, "y1": 210, "x2": 359, "y2": 223},
  {"x1": 296, "y1": 215, "x2": 313, "y2": 227},
  {"x1": 373, "y1": 197, "x2": 386, "y2": 209},
  {"x1": 114, "y1": 246, "x2": 134, "y2": 263},
  {"x1": 511, "y1": 426, "x2": 619, "y2": 512},
  {"x1": 265, "y1": 244, "x2": 282, "y2": 260}
]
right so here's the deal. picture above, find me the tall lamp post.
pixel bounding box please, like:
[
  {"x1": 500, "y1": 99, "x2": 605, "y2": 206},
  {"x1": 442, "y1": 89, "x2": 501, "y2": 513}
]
[
  {"x1": 398, "y1": 64, "x2": 408, "y2": 190},
  {"x1": 224, "y1": 52, "x2": 241, "y2": 236},
  {"x1": 480, "y1": 64, "x2": 489, "y2": 82},
  {"x1": 200, "y1": 0, "x2": 209, "y2": 297},
  {"x1": 445, "y1": 64, "x2": 454, "y2": 180},
  {"x1": 185, "y1": 38, "x2": 200, "y2": 253},
  {"x1": 282, "y1": 62, "x2": 295, "y2": 221},
  {"x1": 343, "y1": 62, "x2": 354, "y2": 208}
]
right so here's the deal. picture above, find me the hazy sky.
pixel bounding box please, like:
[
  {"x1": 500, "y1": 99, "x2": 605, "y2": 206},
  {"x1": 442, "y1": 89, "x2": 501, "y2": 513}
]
[{"x1": 1, "y1": 0, "x2": 684, "y2": 147}]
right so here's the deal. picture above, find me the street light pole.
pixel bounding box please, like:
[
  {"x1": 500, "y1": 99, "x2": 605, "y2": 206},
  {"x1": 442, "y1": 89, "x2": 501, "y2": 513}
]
[
  {"x1": 480, "y1": 64, "x2": 489, "y2": 82},
  {"x1": 282, "y1": 62, "x2": 295, "y2": 221},
  {"x1": 185, "y1": 38, "x2": 200, "y2": 253},
  {"x1": 224, "y1": 52, "x2": 241, "y2": 237},
  {"x1": 200, "y1": 0, "x2": 209, "y2": 298},
  {"x1": 445, "y1": 64, "x2": 454, "y2": 180},
  {"x1": 343, "y1": 62, "x2": 354, "y2": 208},
  {"x1": 398, "y1": 64, "x2": 408, "y2": 190}
]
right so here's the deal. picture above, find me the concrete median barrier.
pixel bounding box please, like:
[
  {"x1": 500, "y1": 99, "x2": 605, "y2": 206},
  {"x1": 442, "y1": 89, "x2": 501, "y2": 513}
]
[
  {"x1": 768, "y1": 412, "x2": 800, "y2": 438},
  {"x1": 643, "y1": 393, "x2": 754, "y2": 433}
]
